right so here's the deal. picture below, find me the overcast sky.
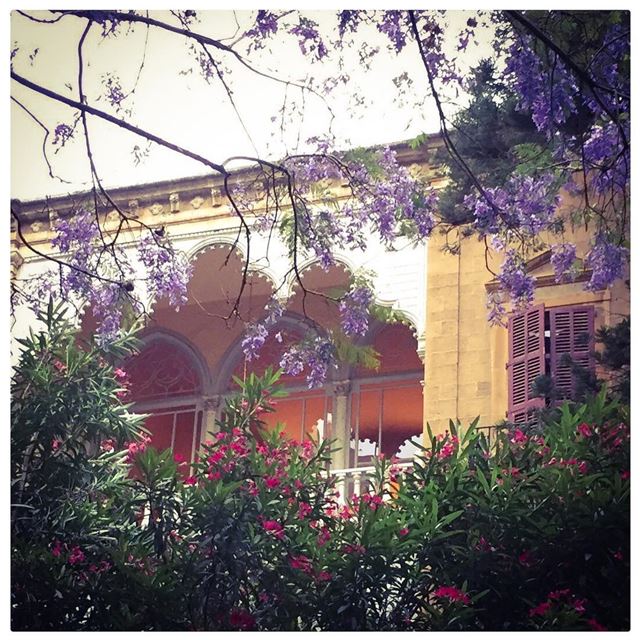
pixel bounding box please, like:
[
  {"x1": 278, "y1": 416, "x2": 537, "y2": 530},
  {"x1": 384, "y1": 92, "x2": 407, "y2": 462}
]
[{"x1": 11, "y1": 9, "x2": 492, "y2": 201}]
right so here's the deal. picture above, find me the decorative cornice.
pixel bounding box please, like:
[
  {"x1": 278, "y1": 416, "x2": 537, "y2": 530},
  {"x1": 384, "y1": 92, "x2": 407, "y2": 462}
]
[
  {"x1": 11, "y1": 137, "x2": 444, "y2": 225},
  {"x1": 485, "y1": 271, "x2": 594, "y2": 293}
]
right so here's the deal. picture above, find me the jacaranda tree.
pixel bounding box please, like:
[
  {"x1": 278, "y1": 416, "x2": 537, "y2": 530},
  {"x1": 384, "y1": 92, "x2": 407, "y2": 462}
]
[{"x1": 11, "y1": 10, "x2": 629, "y2": 383}]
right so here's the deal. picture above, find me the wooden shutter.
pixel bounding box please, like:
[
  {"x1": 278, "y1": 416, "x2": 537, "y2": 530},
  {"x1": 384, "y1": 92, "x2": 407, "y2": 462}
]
[
  {"x1": 507, "y1": 305, "x2": 545, "y2": 424},
  {"x1": 550, "y1": 305, "x2": 595, "y2": 400}
]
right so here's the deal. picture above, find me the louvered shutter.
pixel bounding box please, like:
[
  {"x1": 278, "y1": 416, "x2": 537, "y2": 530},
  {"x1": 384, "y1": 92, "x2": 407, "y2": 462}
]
[
  {"x1": 507, "y1": 305, "x2": 545, "y2": 425},
  {"x1": 550, "y1": 305, "x2": 595, "y2": 400}
]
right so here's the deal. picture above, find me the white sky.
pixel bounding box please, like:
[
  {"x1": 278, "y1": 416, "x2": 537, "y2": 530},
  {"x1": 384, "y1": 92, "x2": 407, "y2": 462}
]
[{"x1": 10, "y1": 9, "x2": 492, "y2": 201}]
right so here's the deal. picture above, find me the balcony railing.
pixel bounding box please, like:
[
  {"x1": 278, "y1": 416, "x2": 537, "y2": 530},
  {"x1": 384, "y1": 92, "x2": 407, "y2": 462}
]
[
  {"x1": 329, "y1": 426, "x2": 507, "y2": 503},
  {"x1": 329, "y1": 461, "x2": 413, "y2": 504}
]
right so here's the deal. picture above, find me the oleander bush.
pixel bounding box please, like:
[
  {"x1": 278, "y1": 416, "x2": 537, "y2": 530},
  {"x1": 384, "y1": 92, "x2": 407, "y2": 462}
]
[{"x1": 11, "y1": 306, "x2": 629, "y2": 630}]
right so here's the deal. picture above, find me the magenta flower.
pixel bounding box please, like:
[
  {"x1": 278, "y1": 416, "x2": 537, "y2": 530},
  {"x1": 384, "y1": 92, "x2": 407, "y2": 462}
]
[
  {"x1": 529, "y1": 601, "x2": 552, "y2": 617},
  {"x1": 264, "y1": 476, "x2": 280, "y2": 490},
  {"x1": 184, "y1": 476, "x2": 198, "y2": 486},
  {"x1": 51, "y1": 540, "x2": 64, "y2": 558},
  {"x1": 433, "y1": 585, "x2": 470, "y2": 605},
  {"x1": 398, "y1": 527, "x2": 409, "y2": 537},
  {"x1": 289, "y1": 554, "x2": 313, "y2": 574},
  {"x1": 577, "y1": 422, "x2": 593, "y2": 437},
  {"x1": 68, "y1": 546, "x2": 85, "y2": 565},
  {"x1": 261, "y1": 519, "x2": 284, "y2": 540}
]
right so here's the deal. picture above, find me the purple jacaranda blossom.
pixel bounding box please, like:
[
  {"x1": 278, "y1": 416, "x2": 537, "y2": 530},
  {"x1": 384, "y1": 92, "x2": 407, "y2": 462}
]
[
  {"x1": 498, "y1": 249, "x2": 535, "y2": 309},
  {"x1": 339, "y1": 284, "x2": 374, "y2": 337},
  {"x1": 585, "y1": 236, "x2": 628, "y2": 291}
]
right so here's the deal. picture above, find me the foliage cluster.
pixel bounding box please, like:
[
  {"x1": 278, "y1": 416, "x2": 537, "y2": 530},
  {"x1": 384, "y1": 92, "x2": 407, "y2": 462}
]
[{"x1": 11, "y1": 309, "x2": 629, "y2": 631}]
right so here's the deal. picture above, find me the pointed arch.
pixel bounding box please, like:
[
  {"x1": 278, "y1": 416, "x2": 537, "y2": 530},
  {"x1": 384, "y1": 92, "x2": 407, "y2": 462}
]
[{"x1": 126, "y1": 327, "x2": 211, "y2": 403}]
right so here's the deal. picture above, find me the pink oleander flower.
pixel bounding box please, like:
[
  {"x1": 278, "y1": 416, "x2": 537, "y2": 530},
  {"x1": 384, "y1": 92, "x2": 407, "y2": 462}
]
[
  {"x1": 548, "y1": 588, "x2": 571, "y2": 600},
  {"x1": 53, "y1": 359, "x2": 67, "y2": 373},
  {"x1": 433, "y1": 585, "x2": 470, "y2": 605},
  {"x1": 261, "y1": 519, "x2": 284, "y2": 539},
  {"x1": 258, "y1": 592, "x2": 269, "y2": 603},
  {"x1": 613, "y1": 549, "x2": 623, "y2": 561},
  {"x1": 264, "y1": 476, "x2": 280, "y2": 489},
  {"x1": 184, "y1": 476, "x2": 198, "y2": 486},
  {"x1": 316, "y1": 570, "x2": 332, "y2": 582},
  {"x1": 68, "y1": 546, "x2": 85, "y2": 565},
  {"x1": 289, "y1": 554, "x2": 313, "y2": 573},
  {"x1": 113, "y1": 368, "x2": 127, "y2": 381},
  {"x1": 578, "y1": 461, "x2": 588, "y2": 474},
  {"x1": 510, "y1": 428, "x2": 528, "y2": 444},
  {"x1": 529, "y1": 601, "x2": 552, "y2": 617},
  {"x1": 339, "y1": 505, "x2": 354, "y2": 519},
  {"x1": 518, "y1": 550, "x2": 534, "y2": 567},
  {"x1": 577, "y1": 422, "x2": 593, "y2": 438},
  {"x1": 51, "y1": 540, "x2": 64, "y2": 558},
  {"x1": 398, "y1": 527, "x2": 409, "y2": 537},
  {"x1": 297, "y1": 501, "x2": 312, "y2": 519},
  {"x1": 587, "y1": 618, "x2": 607, "y2": 631},
  {"x1": 207, "y1": 470, "x2": 222, "y2": 481},
  {"x1": 621, "y1": 470, "x2": 630, "y2": 480},
  {"x1": 317, "y1": 527, "x2": 331, "y2": 547},
  {"x1": 502, "y1": 467, "x2": 521, "y2": 478},
  {"x1": 100, "y1": 438, "x2": 115, "y2": 453},
  {"x1": 343, "y1": 543, "x2": 365, "y2": 555},
  {"x1": 51, "y1": 438, "x2": 62, "y2": 451},
  {"x1": 174, "y1": 453, "x2": 186, "y2": 464},
  {"x1": 572, "y1": 598, "x2": 587, "y2": 614},
  {"x1": 228, "y1": 608, "x2": 256, "y2": 631},
  {"x1": 300, "y1": 440, "x2": 315, "y2": 460}
]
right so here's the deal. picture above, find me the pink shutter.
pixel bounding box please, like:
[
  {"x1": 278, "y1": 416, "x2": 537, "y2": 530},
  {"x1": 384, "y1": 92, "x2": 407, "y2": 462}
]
[
  {"x1": 507, "y1": 305, "x2": 545, "y2": 424},
  {"x1": 550, "y1": 305, "x2": 595, "y2": 400}
]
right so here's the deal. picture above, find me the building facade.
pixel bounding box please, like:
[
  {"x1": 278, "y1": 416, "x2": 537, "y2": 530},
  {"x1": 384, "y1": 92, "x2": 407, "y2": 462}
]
[{"x1": 11, "y1": 139, "x2": 629, "y2": 472}]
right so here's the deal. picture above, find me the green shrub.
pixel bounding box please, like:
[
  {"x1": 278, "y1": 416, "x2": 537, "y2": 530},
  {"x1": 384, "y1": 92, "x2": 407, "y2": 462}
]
[{"x1": 11, "y1": 308, "x2": 629, "y2": 630}]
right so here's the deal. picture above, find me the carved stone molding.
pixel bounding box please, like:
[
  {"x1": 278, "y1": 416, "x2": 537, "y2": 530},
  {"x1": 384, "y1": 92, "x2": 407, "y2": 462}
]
[
  {"x1": 106, "y1": 210, "x2": 120, "y2": 223},
  {"x1": 169, "y1": 193, "x2": 180, "y2": 213},
  {"x1": 203, "y1": 395, "x2": 222, "y2": 411},
  {"x1": 190, "y1": 196, "x2": 205, "y2": 210},
  {"x1": 211, "y1": 189, "x2": 223, "y2": 207},
  {"x1": 333, "y1": 380, "x2": 351, "y2": 396},
  {"x1": 30, "y1": 221, "x2": 44, "y2": 233},
  {"x1": 128, "y1": 199, "x2": 140, "y2": 217},
  {"x1": 10, "y1": 250, "x2": 24, "y2": 279},
  {"x1": 149, "y1": 203, "x2": 164, "y2": 216}
]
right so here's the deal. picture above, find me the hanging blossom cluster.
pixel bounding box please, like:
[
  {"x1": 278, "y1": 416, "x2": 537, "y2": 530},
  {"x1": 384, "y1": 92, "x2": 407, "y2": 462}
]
[
  {"x1": 585, "y1": 236, "x2": 628, "y2": 291},
  {"x1": 350, "y1": 146, "x2": 438, "y2": 243},
  {"x1": 137, "y1": 232, "x2": 192, "y2": 309},
  {"x1": 281, "y1": 145, "x2": 438, "y2": 270},
  {"x1": 582, "y1": 122, "x2": 630, "y2": 195},
  {"x1": 339, "y1": 282, "x2": 374, "y2": 337},
  {"x1": 497, "y1": 249, "x2": 535, "y2": 310},
  {"x1": 550, "y1": 243, "x2": 578, "y2": 283},
  {"x1": 241, "y1": 299, "x2": 284, "y2": 361},
  {"x1": 244, "y1": 10, "x2": 279, "y2": 49},
  {"x1": 505, "y1": 37, "x2": 577, "y2": 135},
  {"x1": 288, "y1": 17, "x2": 328, "y2": 61},
  {"x1": 464, "y1": 173, "x2": 560, "y2": 239},
  {"x1": 48, "y1": 209, "x2": 134, "y2": 343},
  {"x1": 280, "y1": 335, "x2": 336, "y2": 388}
]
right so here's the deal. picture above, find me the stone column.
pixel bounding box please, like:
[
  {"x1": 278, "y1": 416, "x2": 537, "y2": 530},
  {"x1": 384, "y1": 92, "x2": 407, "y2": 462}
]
[
  {"x1": 200, "y1": 395, "x2": 222, "y2": 444},
  {"x1": 330, "y1": 381, "x2": 351, "y2": 470}
]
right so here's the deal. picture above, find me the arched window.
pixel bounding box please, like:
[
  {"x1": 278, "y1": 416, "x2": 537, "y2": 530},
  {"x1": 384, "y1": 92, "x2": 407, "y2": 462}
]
[
  {"x1": 125, "y1": 333, "x2": 205, "y2": 468},
  {"x1": 349, "y1": 323, "x2": 423, "y2": 465}
]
